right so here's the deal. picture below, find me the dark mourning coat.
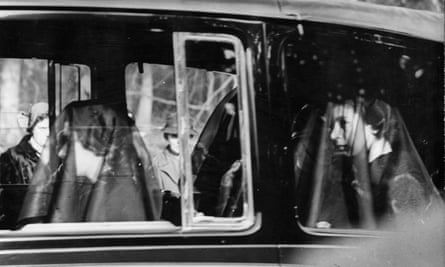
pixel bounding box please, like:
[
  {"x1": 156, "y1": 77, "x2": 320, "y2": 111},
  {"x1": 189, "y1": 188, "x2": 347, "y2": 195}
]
[
  {"x1": 0, "y1": 135, "x2": 39, "y2": 185},
  {"x1": 0, "y1": 135, "x2": 39, "y2": 228}
]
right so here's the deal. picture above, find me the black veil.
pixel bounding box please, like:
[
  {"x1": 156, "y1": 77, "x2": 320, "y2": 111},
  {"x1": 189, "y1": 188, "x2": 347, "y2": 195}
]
[
  {"x1": 295, "y1": 98, "x2": 442, "y2": 229},
  {"x1": 18, "y1": 101, "x2": 162, "y2": 226}
]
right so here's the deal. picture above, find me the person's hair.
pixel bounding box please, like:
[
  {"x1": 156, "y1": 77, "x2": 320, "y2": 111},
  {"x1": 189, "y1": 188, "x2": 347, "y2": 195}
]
[{"x1": 363, "y1": 99, "x2": 392, "y2": 140}]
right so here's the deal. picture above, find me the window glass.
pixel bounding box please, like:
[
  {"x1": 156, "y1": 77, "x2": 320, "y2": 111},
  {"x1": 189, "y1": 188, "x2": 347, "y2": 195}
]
[
  {"x1": 55, "y1": 64, "x2": 91, "y2": 115},
  {"x1": 125, "y1": 36, "x2": 251, "y2": 227},
  {"x1": 182, "y1": 40, "x2": 245, "y2": 220},
  {"x1": 8, "y1": 33, "x2": 250, "y2": 232},
  {"x1": 125, "y1": 63, "x2": 235, "y2": 157},
  {"x1": 0, "y1": 58, "x2": 48, "y2": 153},
  {"x1": 285, "y1": 38, "x2": 443, "y2": 230},
  {"x1": 0, "y1": 58, "x2": 91, "y2": 229}
]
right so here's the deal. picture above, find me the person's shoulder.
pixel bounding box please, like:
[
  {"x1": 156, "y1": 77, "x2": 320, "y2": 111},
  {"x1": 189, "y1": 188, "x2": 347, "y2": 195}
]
[
  {"x1": 0, "y1": 147, "x2": 14, "y2": 162},
  {"x1": 7, "y1": 135, "x2": 33, "y2": 155},
  {"x1": 0, "y1": 147, "x2": 17, "y2": 182}
]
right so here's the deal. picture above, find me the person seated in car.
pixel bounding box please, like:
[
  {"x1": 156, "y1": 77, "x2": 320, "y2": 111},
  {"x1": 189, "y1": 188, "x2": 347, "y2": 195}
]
[
  {"x1": 17, "y1": 102, "x2": 162, "y2": 225},
  {"x1": 153, "y1": 112, "x2": 242, "y2": 222},
  {"x1": 151, "y1": 113, "x2": 198, "y2": 224},
  {"x1": 152, "y1": 113, "x2": 197, "y2": 198},
  {"x1": 326, "y1": 98, "x2": 441, "y2": 227},
  {"x1": 0, "y1": 102, "x2": 49, "y2": 228},
  {"x1": 193, "y1": 101, "x2": 243, "y2": 217},
  {"x1": 0, "y1": 102, "x2": 49, "y2": 185}
]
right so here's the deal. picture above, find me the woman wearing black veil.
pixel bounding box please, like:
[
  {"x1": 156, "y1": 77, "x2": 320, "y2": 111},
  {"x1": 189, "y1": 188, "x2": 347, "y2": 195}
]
[
  {"x1": 17, "y1": 101, "x2": 162, "y2": 226},
  {"x1": 307, "y1": 97, "x2": 442, "y2": 229}
]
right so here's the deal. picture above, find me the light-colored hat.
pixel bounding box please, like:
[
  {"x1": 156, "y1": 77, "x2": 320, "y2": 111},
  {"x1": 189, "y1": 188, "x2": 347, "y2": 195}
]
[{"x1": 162, "y1": 113, "x2": 197, "y2": 136}]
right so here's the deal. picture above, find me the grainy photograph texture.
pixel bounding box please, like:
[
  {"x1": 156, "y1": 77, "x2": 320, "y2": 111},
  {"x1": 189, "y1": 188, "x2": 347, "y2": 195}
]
[{"x1": 0, "y1": 0, "x2": 443, "y2": 266}]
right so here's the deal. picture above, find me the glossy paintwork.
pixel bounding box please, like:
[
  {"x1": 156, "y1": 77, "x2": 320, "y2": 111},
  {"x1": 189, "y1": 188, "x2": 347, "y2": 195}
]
[
  {"x1": 0, "y1": 1, "x2": 442, "y2": 266},
  {"x1": 0, "y1": 0, "x2": 441, "y2": 41}
]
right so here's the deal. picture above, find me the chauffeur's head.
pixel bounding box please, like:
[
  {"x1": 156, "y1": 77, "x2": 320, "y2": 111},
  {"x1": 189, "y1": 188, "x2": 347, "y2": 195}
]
[{"x1": 162, "y1": 113, "x2": 196, "y2": 155}]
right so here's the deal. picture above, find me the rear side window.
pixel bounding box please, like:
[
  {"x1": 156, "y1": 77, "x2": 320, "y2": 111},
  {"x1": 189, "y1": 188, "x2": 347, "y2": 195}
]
[
  {"x1": 0, "y1": 59, "x2": 91, "y2": 157},
  {"x1": 0, "y1": 58, "x2": 91, "y2": 230},
  {"x1": 283, "y1": 34, "x2": 443, "y2": 231},
  {"x1": 54, "y1": 63, "x2": 91, "y2": 115},
  {"x1": 0, "y1": 58, "x2": 48, "y2": 153}
]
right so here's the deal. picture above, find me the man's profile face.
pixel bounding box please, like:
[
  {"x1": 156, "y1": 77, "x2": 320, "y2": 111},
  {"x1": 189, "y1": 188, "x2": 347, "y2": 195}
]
[{"x1": 330, "y1": 103, "x2": 357, "y2": 151}]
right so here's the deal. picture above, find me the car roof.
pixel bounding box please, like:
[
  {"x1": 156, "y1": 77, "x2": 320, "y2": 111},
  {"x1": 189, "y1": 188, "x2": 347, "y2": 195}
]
[{"x1": 0, "y1": 0, "x2": 442, "y2": 42}]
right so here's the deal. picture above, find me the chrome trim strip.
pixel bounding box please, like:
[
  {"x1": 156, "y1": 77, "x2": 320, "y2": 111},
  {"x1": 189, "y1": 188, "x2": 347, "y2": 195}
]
[
  {"x1": 0, "y1": 243, "x2": 353, "y2": 255},
  {"x1": 11, "y1": 264, "x2": 281, "y2": 267},
  {"x1": 0, "y1": 264, "x2": 280, "y2": 267},
  {"x1": 297, "y1": 221, "x2": 389, "y2": 238},
  {"x1": 15, "y1": 221, "x2": 179, "y2": 235},
  {"x1": 0, "y1": 213, "x2": 262, "y2": 243},
  {"x1": 173, "y1": 32, "x2": 194, "y2": 229},
  {"x1": 0, "y1": 10, "x2": 266, "y2": 25}
]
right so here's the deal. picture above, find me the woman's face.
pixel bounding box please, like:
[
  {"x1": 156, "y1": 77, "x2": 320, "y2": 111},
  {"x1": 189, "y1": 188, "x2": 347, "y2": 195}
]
[
  {"x1": 73, "y1": 131, "x2": 104, "y2": 182},
  {"x1": 330, "y1": 103, "x2": 371, "y2": 155},
  {"x1": 330, "y1": 104, "x2": 357, "y2": 150},
  {"x1": 32, "y1": 118, "x2": 50, "y2": 146}
]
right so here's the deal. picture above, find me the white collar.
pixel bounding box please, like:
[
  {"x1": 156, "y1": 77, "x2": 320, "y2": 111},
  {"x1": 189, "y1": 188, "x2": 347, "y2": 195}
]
[
  {"x1": 28, "y1": 136, "x2": 44, "y2": 155},
  {"x1": 368, "y1": 138, "x2": 392, "y2": 163}
]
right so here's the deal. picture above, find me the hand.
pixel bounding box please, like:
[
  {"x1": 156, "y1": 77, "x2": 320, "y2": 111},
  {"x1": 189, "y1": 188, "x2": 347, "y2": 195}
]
[
  {"x1": 228, "y1": 159, "x2": 242, "y2": 173},
  {"x1": 224, "y1": 103, "x2": 236, "y2": 116}
]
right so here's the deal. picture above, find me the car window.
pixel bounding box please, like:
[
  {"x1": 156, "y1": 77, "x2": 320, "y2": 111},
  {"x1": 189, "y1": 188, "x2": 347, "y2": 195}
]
[
  {"x1": 125, "y1": 63, "x2": 235, "y2": 156},
  {"x1": 55, "y1": 63, "x2": 91, "y2": 115},
  {"x1": 0, "y1": 58, "x2": 91, "y2": 229},
  {"x1": 283, "y1": 34, "x2": 443, "y2": 231},
  {"x1": 0, "y1": 58, "x2": 48, "y2": 154},
  {"x1": 124, "y1": 33, "x2": 255, "y2": 230},
  {"x1": 0, "y1": 58, "x2": 91, "y2": 159},
  {"x1": 3, "y1": 32, "x2": 254, "y2": 233}
]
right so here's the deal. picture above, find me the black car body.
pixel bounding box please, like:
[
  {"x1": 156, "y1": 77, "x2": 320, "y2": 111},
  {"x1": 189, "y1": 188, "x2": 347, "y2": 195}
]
[{"x1": 0, "y1": 0, "x2": 443, "y2": 266}]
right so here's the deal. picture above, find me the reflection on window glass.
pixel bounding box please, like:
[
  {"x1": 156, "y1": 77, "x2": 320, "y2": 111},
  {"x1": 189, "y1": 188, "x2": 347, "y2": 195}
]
[
  {"x1": 4, "y1": 38, "x2": 245, "y2": 229},
  {"x1": 0, "y1": 59, "x2": 48, "y2": 153},
  {"x1": 0, "y1": 58, "x2": 92, "y2": 229},
  {"x1": 55, "y1": 64, "x2": 91, "y2": 115},
  {"x1": 126, "y1": 63, "x2": 236, "y2": 154},
  {"x1": 183, "y1": 40, "x2": 245, "y2": 220},
  {"x1": 125, "y1": 47, "x2": 242, "y2": 224},
  {"x1": 286, "y1": 39, "x2": 443, "y2": 230},
  {"x1": 0, "y1": 58, "x2": 48, "y2": 229},
  {"x1": 297, "y1": 99, "x2": 441, "y2": 230}
]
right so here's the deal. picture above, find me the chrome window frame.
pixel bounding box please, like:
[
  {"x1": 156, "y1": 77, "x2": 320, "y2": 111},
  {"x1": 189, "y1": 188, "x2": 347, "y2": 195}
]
[
  {"x1": 0, "y1": 31, "x2": 257, "y2": 238},
  {"x1": 173, "y1": 32, "x2": 256, "y2": 232}
]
